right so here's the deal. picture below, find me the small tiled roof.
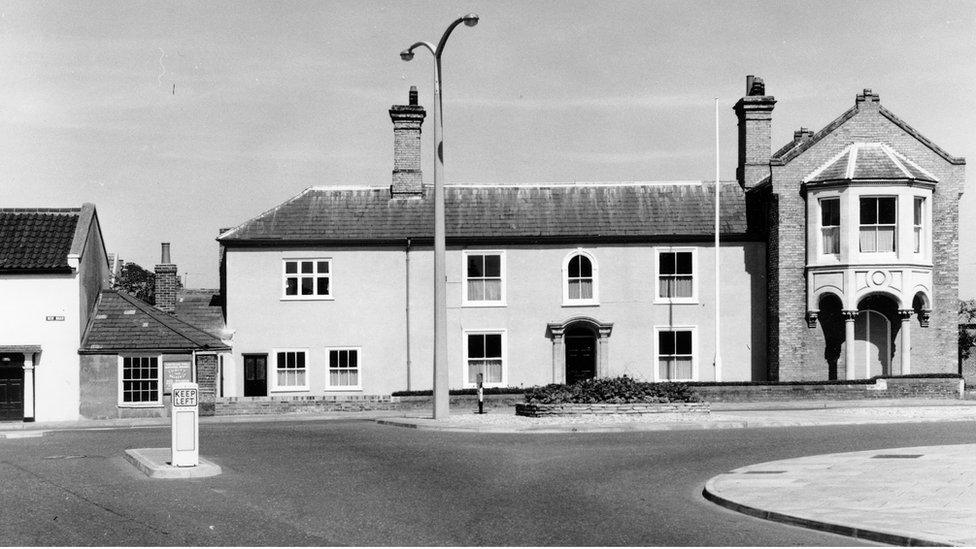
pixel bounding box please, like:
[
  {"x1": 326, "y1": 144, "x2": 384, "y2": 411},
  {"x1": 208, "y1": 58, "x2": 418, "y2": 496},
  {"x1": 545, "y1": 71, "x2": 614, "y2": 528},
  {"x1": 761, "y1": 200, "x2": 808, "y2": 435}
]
[
  {"x1": 219, "y1": 182, "x2": 752, "y2": 245},
  {"x1": 803, "y1": 143, "x2": 937, "y2": 185},
  {"x1": 0, "y1": 208, "x2": 81, "y2": 272},
  {"x1": 175, "y1": 289, "x2": 225, "y2": 339},
  {"x1": 80, "y1": 290, "x2": 230, "y2": 353}
]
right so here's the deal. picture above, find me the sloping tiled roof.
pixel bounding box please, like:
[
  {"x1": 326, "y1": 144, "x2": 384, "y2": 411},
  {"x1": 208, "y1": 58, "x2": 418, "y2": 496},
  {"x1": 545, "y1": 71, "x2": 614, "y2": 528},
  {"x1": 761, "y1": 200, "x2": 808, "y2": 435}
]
[
  {"x1": 80, "y1": 290, "x2": 230, "y2": 353},
  {"x1": 0, "y1": 208, "x2": 81, "y2": 272},
  {"x1": 803, "y1": 143, "x2": 937, "y2": 185},
  {"x1": 219, "y1": 182, "x2": 752, "y2": 245},
  {"x1": 175, "y1": 289, "x2": 225, "y2": 339}
]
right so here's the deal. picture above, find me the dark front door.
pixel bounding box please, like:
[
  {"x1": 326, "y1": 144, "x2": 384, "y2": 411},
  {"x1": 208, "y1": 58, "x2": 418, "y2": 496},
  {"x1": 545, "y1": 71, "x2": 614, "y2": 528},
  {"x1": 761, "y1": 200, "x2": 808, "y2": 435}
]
[
  {"x1": 243, "y1": 355, "x2": 267, "y2": 397},
  {"x1": 565, "y1": 330, "x2": 596, "y2": 385},
  {"x1": 0, "y1": 353, "x2": 25, "y2": 421}
]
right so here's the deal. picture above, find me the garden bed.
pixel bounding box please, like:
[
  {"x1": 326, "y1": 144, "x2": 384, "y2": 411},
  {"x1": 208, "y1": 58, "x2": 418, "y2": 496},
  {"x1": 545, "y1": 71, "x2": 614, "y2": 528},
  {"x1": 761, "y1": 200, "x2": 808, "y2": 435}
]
[{"x1": 515, "y1": 401, "x2": 709, "y2": 417}]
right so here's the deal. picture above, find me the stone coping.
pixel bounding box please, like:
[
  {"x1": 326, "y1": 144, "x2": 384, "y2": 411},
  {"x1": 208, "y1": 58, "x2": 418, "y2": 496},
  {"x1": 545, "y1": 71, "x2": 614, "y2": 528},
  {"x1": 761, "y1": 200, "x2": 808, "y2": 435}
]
[{"x1": 516, "y1": 402, "x2": 709, "y2": 417}]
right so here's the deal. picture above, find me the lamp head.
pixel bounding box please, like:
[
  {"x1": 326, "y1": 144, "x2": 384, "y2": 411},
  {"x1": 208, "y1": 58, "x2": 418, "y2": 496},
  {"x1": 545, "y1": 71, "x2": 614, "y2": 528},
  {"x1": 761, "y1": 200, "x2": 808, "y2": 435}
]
[
  {"x1": 462, "y1": 13, "x2": 479, "y2": 27},
  {"x1": 400, "y1": 49, "x2": 414, "y2": 61}
]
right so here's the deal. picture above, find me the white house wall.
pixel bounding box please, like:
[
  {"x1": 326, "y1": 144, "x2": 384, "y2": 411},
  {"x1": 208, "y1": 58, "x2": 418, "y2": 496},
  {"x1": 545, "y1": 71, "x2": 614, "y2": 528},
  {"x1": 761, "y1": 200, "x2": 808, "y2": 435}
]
[
  {"x1": 0, "y1": 274, "x2": 81, "y2": 421},
  {"x1": 225, "y1": 242, "x2": 765, "y2": 396}
]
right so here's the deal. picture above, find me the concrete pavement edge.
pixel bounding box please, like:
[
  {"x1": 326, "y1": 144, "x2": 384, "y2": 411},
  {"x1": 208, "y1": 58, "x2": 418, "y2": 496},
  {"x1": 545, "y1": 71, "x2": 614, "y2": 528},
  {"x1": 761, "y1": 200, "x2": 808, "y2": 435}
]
[{"x1": 701, "y1": 480, "x2": 951, "y2": 547}]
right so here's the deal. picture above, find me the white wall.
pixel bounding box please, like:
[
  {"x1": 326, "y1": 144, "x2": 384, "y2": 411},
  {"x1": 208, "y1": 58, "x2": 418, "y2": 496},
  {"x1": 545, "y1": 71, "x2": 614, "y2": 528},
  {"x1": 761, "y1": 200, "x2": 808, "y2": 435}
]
[
  {"x1": 0, "y1": 274, "x2": 81, "y2": 421},
  {"x1": 224, "y1": 241, "x2": 765, "y2": 396}
]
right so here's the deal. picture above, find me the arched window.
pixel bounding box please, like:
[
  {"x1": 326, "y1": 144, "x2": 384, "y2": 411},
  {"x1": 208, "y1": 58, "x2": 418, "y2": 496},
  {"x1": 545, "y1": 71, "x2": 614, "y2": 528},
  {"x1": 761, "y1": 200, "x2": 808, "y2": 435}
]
[{"x1": 563, "y1": 250, "x2": 598, "y2": 305}]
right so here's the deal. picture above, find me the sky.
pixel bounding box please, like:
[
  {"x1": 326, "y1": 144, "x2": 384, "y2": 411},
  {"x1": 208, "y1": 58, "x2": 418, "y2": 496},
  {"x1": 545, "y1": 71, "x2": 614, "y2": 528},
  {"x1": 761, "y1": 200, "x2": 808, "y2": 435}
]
[{"x1": 2, "y1": 0, "x2": 975, "y2": 294}]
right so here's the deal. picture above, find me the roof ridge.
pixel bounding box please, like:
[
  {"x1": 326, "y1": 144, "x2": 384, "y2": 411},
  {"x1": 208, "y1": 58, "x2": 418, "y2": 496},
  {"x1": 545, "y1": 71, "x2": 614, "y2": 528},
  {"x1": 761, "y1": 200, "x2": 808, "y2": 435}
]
[
  {"x1": 112, "y1": 290, "x2": 224, "y2": 348},
  {"x1": 772, "y1": 105, "x2": 859, "y2": 165},
  {"x1": 0, "y1": 207, "x2": 81, "y2": 213}
]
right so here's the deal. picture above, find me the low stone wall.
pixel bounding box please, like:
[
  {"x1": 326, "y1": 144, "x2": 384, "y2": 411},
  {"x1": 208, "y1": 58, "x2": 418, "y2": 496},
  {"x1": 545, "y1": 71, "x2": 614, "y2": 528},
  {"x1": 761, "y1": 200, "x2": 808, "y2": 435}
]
[
  {"x1": 515, "y1": 402, "x2": 709, "y2": 417},
  {"x1": 691, "y1": 377, "x2": 964, "y2": 402},
  {"x1": 396, "y1": 394, "x2": 523, "y2": 410},
  {"x1": 215, "y1": 394, "x2": 399, "y2": 416}
]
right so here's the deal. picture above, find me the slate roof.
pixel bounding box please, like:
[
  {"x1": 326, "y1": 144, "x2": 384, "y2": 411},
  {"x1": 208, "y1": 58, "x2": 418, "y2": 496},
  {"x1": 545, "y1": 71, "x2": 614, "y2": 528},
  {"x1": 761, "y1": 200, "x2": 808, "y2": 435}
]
[
  {"x1": 803, "y1": 143, "x2": 937, "y2": 185},
  {"x1": 174, "y1": 289, "x2": 225, "y2": 339},
  {"x1": 0, "y1": 207, "x2": 82, "y2": 272},
  {"x1": 80, "y1": 290, "x2": 230, "y2": 353},
  {"x1": 219, "y1": 182, "x2": 753, "y2": 245}
]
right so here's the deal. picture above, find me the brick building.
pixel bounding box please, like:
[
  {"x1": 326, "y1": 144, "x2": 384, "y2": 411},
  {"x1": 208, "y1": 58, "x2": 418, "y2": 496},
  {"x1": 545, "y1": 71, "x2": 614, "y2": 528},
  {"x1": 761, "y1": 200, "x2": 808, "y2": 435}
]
[{"x1": 214, "y1": 77, "x2": 964, "y2": 400}]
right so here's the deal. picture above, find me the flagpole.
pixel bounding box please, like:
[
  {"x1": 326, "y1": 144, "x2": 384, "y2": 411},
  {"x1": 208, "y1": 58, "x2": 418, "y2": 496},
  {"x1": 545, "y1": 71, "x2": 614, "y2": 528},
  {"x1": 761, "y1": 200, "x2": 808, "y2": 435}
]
[{"x1": 714, "y1": 97, "x2": 723, "y2": 381}]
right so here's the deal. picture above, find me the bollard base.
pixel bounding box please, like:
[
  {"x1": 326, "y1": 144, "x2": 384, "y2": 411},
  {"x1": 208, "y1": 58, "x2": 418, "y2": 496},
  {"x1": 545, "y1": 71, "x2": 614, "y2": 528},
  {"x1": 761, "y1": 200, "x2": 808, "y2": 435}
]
[{"x1": 124, "y1": 448, "x2": 222, "y2": 479}]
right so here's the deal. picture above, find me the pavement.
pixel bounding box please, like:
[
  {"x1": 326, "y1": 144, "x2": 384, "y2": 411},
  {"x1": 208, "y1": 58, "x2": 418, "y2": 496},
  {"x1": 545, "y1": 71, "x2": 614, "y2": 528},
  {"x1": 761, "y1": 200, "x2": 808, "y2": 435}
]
[
  {"x1": 704, "y1": 444, "x2": 976, "y2": 547},
  {"x1": 3, "y1": 399, "x2": 976, "y2": 546}
]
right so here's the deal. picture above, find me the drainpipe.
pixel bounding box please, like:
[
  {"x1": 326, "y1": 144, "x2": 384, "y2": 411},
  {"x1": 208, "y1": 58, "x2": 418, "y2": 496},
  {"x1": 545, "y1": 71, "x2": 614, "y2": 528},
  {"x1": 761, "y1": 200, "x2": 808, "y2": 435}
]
[{"x1": 405, "y1": 238, "x2": 412, "y2": 391}]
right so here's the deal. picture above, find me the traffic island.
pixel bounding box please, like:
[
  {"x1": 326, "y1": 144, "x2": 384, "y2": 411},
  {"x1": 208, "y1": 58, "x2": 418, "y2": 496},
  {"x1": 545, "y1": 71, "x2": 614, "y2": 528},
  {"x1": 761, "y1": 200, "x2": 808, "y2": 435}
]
[{"x1": 124, "y1": 448, "x2": 222, "y2": 479}]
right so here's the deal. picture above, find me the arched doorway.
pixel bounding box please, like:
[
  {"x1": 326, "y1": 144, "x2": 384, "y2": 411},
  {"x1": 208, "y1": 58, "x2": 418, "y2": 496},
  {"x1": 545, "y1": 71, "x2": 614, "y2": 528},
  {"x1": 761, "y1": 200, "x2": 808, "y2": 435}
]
[
  {"x1": 854, "y1": 294, "x2": 899, "y2": 377},
  {"x1": 565, "y1": 326, "x2": 597, "y2": 385}
]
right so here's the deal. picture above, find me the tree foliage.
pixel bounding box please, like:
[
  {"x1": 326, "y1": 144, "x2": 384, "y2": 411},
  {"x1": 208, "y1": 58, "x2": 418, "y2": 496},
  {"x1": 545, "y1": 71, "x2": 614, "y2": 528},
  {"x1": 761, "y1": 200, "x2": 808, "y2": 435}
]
[
  {"x1": 960, "y1": 299, "x2": 976, "y2": 362},
  {"x1": 113, "y1": 262, "x2": 156, "y2": 305}
]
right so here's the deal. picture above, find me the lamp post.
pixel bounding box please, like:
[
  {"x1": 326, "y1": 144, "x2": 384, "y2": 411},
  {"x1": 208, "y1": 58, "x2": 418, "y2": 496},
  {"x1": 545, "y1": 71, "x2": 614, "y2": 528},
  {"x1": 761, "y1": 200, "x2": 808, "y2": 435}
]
[{"x1": 400, "y1": 13, "x2": 479, "y2": 419}]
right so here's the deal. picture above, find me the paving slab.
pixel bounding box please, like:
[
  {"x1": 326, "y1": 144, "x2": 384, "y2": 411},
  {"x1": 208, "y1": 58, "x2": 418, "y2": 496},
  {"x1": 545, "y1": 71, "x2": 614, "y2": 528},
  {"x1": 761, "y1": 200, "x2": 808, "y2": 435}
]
[
  {"x1": 123, "y1": 447, "x2": 223, "y2": 479},
  {"x1": 703, "y1": 444, "x2": 976, "y2": 546}
]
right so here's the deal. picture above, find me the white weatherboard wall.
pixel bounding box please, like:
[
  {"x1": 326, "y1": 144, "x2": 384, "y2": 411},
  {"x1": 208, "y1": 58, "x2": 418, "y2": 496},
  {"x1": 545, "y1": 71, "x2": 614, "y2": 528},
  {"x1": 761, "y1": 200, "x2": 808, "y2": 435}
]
[
  {"x1": 225, "y1": 241, "x2": 765, "y2": 397},
  {"x1": 0, "y1": 274, "x2": 81, "y2": 421}
]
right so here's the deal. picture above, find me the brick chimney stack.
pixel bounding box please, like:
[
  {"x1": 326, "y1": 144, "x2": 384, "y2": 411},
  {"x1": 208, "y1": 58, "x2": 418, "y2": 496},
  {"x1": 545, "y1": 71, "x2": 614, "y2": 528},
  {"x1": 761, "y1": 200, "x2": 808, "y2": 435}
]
[
  {"x1": 154, "y1": 242, "x2": 177, "y2": 313},
  {"x1": 733, "y1": 75, "x2": 777, "y2": 189},
  {"x1": 389, "y1": 86, "x2": 427, "y2": 197}
]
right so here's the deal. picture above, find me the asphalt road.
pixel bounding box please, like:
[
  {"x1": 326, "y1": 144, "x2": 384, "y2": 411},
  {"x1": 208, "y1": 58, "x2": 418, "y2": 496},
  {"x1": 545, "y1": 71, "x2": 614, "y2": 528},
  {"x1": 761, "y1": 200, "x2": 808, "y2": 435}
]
[{"x1": 2, "y1": 419, "x2": 974, "y2": 546}]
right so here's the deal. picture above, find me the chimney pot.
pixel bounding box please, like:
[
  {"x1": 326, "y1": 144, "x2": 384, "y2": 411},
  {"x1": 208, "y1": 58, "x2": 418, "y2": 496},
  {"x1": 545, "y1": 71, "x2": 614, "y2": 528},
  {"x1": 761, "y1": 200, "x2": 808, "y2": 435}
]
[
  {"x1": 161, "y1": 242, "x2": 171, "y2": 264},
  {"x1": 409, "y1": 86, "x2": 418, "y2": 106}
]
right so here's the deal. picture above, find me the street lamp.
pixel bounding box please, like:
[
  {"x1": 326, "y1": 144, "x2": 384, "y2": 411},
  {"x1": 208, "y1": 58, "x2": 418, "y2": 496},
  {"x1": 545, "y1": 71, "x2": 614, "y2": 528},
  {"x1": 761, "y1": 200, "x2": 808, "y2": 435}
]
[{"x1": 400, "y1": 13, "x2": 479, "y2": 419}]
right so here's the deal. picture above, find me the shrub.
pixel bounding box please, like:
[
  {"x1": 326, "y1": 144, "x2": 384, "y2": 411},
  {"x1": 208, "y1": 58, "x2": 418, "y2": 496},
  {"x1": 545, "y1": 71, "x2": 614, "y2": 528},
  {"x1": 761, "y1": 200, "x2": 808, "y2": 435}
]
[{"x1": 523, "y1": 376, "x2": 701, "y2": 404}]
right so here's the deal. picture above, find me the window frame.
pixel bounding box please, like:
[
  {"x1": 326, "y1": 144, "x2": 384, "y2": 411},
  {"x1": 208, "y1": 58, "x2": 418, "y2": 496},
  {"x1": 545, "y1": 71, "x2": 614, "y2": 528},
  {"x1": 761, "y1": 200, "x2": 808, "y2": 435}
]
[
  {"x1": 653, "y1": 247, "x2": 698, "y2": 304},
  {"x1": 270, "y1": 348, "x2": 310, "y2": 392},
  {"x1": 281, "y1": 258, "x2": 333, "y2": 301},
  {"x1": 913, "y1": 196, "x2": 925, "y2": 255},
  {"x1": 652, "y1": 326, "x2": 698, "y2": 382},
  {"x1": 819, "y1": 197, "x2": 841, "y2": 256},
  {"x1": 325, "y1": 347, "x2": 363, "y2": 391},
  {"x1": 117, "y1": 354, "x2": 163, "y2": 408},
  {"x1": 462, "y1": 329, "x2": 507, "y2": 388},
  {"x1": 858, "y1": 196, "x2": 898, "y2": 254},
  {"x1": 461, "y1": 250, "x2": 507, "y2": 307},
  {"x1": 562, "y1": 249, "x2": 599, "y2": 306}
]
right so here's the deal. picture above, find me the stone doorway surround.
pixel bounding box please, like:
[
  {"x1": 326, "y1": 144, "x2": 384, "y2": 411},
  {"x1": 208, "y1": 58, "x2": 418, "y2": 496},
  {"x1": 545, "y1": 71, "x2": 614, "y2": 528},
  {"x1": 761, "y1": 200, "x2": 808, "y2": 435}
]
[{"x1": 546, "y1": 317, "x2": 613, "y2": 384}]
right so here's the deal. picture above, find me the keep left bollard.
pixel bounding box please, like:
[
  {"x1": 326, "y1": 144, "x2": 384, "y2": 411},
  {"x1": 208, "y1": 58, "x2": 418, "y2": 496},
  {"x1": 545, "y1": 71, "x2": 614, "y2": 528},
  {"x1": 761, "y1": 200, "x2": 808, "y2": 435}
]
[{"x1": 171, "y1": 381, "x2": 199, "y2": 467}]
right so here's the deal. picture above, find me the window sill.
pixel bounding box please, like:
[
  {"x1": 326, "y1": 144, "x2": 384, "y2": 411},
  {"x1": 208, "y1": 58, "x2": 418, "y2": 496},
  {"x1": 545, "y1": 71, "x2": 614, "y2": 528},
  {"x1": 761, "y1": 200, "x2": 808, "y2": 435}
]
[
  {"x1": 281, "y1": 296, "x2": 334, "y2": 301},
  {"x1": 269, "y1": 388, "x2": 310, "y2": 393},
  {"x1": 461, "y1": 301, "x2": 507, "y2": 308},
  {"x1": 118, "y1": 403, "x2": 163, "y2": 408},
  {"x1": 653, "y1": 298, "x2": 699, "y2": 305},
  {"x1": 325, "y1": 387, "x2": 363, "y2": 392},
  {"x1": 562, "y1": 301, "x2": 599, "y2": 308}
]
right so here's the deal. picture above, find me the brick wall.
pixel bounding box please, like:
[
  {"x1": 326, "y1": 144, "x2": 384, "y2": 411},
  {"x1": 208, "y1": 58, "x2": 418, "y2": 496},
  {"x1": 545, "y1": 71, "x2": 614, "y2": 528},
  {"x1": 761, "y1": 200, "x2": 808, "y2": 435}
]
[
  {"x1": 762, "y1": 91, "x2": 963, "y2": 380},
  {"x1": 693, "y1": 377, "x2": 962, "y2": 401},
  {"x1": 215, "y1": 394, "x2": 398, "y2": 415},
  {"x1": 515, "y1": 402, "x2": 709, "y2": 417},
  {"x1": 195, "y1": 353, "x2": 217, "y2": 416}
]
